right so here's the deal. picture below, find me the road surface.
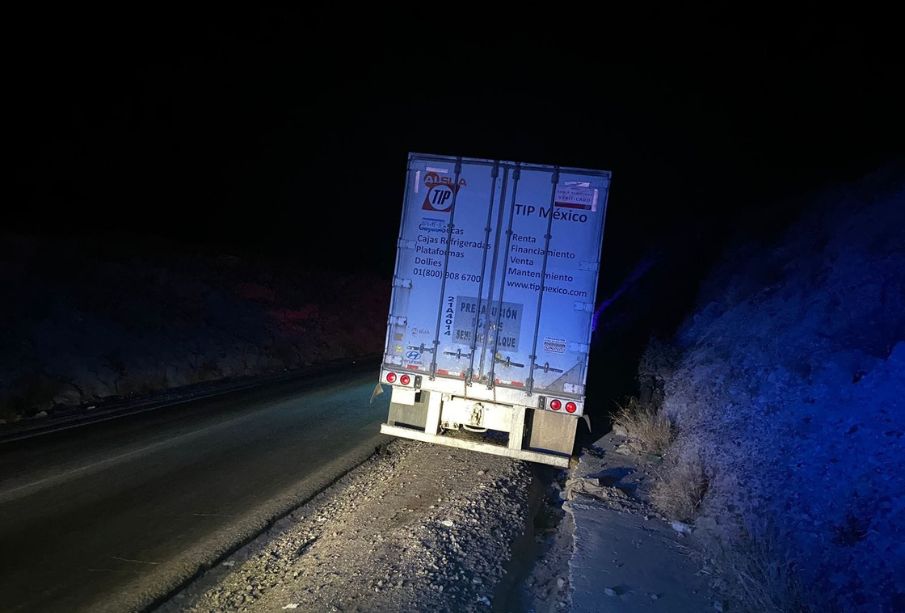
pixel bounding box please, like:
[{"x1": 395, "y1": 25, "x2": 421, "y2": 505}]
[{"x1": 0, "y1": 366, "x2": 389, "y2": 612}]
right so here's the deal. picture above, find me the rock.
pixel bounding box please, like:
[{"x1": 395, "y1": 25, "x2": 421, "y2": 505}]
[
  {"x1": 476, "y1": 596, "x2": 491, "y2": 606},
  {"x1": 670, "y1": 521, "x2": 693, "y2": 535},
  {"x1": 282, "y1": 605, "x2": 300, "y2": 610},
  {"x1": 440, "y1": 519, "x2": 454, "y2": 528},
  {"x1": 564, "y1": 477, "x2": 628, "y2": 502},
  {"x1": 612, "y1": 423, "x2": 628, "y2": 437},
  {"x1": 556, "y1": 577, "x2": 565, "y2": 589},
  {"x1": 33, "y1": 410, "x2": 48, "y2": 418},
  {"x1": 713, "y1": 601, "x2": 724, "y2": 612},
  {"x1": 604, "y1": 587, "x2": 617, "y2": 597}
]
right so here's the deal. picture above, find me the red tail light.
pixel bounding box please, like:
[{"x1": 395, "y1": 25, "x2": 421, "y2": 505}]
[
  {"x1": 386, "y1": 372, "x2": 397, "y2": 383},
  {"x1": 550, "y1": 399, "x2": 562, "y2": 411},
  {"x1": 400, "y1": 374, "x2": 411, "y2": 385},
  {"x1": 565, "y1": 401, "x2": 577, "y2": 413}
]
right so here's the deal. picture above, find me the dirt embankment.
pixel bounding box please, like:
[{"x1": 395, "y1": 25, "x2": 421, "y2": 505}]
[
  {"x1": 620, "y1": 165, "x2": 905, "y2": 612},
  {"x1": 0, "y1": 235, "x2": 388, "y2": 423}
]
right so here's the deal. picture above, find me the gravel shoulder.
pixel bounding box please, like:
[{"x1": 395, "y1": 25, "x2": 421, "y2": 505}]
[
  {"x1": 162, "y1": 440, "x2": 532, "y2": 612},
  {"x1": 157, "y1": 432, "x2": 718, "y2": 613}
]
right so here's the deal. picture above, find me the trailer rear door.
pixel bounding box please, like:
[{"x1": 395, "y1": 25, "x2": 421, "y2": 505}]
[{"x1": 383, "y1": 154, "x2": 609, "y2": 401}]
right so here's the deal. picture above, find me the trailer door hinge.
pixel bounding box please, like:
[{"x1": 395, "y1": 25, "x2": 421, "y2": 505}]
[
  {"x1": 573, "y1": 302, "x2": 595, "y2": 313},
  {"x1": 392, "y1": 276, "x2": 413, "y2": 289},
  {"x1": 579, "y1": 261, "x2": 598, "y2": 272},
  {"x1": 568, "y1": 342, "x2": 590, "y2": 353},
  {"x1": 397, "y1": 239, "x2": 416, "y2": 250},
  {"x1": 388, "y1": 315, "x2": 407, "y2": 326}
]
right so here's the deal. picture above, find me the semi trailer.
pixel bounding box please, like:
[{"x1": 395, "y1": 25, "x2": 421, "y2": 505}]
[{"x1": 378, "y1": 153, "x2": 610, "y2": 467}]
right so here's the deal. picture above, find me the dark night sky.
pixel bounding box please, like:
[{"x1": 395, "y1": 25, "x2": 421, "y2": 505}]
[{"x1": 8, "y1": 6, "x2": 904, "y2": 282}]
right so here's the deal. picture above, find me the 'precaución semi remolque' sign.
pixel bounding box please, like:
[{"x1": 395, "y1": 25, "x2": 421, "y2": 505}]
[{"x1": 452, "y1": 296, "x2": 523, "y2": 351}]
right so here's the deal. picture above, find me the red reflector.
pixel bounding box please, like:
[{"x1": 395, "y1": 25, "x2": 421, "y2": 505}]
[
  {"x1": 565, "y1": 401, "x2": 577, "y2": 413},
  {"x1": 400, "y1": 374, "x2": 411, "y2": 385},
  {"x1": 386, "y1": 372, "x2": 397, "y2": 383},
  {"x1": 550, "y1": 399, "x2": 562, "y2": 411}
]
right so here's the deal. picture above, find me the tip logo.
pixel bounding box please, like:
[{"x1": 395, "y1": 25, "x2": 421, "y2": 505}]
[{"x1": 422, "y1": 171, "x2": 466, "y2": 213}]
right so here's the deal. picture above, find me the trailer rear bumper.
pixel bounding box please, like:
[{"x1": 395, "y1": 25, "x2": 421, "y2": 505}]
[{"x1": 379, "y1": 423, "x2": 571, "y2": 468}]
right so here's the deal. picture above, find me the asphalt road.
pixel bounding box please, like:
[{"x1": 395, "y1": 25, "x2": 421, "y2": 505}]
[{"x1": 0, "y1": 366, "x2": 390, "y2": 612}]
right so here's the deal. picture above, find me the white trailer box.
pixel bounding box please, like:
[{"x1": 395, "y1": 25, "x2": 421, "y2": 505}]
[{"x1": 379, "y1": 153, "x2": 610, "y2": 467}]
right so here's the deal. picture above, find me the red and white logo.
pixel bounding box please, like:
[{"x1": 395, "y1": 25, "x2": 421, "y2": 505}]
[{"x1": 422, "y1": 171, "x2": 466, "y2": 212}]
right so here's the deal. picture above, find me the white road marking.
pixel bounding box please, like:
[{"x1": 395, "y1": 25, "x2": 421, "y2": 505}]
[{"x1": 0, "y1": 409, "x2": 269, "y2": 504}]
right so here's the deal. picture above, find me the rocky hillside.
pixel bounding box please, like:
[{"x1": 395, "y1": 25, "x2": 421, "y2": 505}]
[
  {"x1": 653, "y1": 165, "x2": 904, "y2": 611},
  {"x1": 0, "y1": 236, "x2": 388, "y2": 421}
]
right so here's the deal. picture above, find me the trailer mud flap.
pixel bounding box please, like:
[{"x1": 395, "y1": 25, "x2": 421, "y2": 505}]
[
  {"x1": 387, "y1": 389, "x2": 429, "y2": 430},
  {"x1": 527, "y1": 410, "x2": 577, "y2": 455}
]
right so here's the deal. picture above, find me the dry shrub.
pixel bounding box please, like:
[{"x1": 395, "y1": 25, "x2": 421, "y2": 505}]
[
  {"x1": 612, "y1": 396, "x2": 674, "y2": 455},
  {"x1": 712, "y1": 524, "x2": 815, "y2": 613},
  {"x1": 651, "y1": 451, "x2": 709, "y2": 523}
]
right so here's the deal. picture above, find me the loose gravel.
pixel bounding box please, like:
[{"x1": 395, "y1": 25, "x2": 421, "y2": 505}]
[{"x1": 163, "y1": 440, "x2": 532, "y2": 612}]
